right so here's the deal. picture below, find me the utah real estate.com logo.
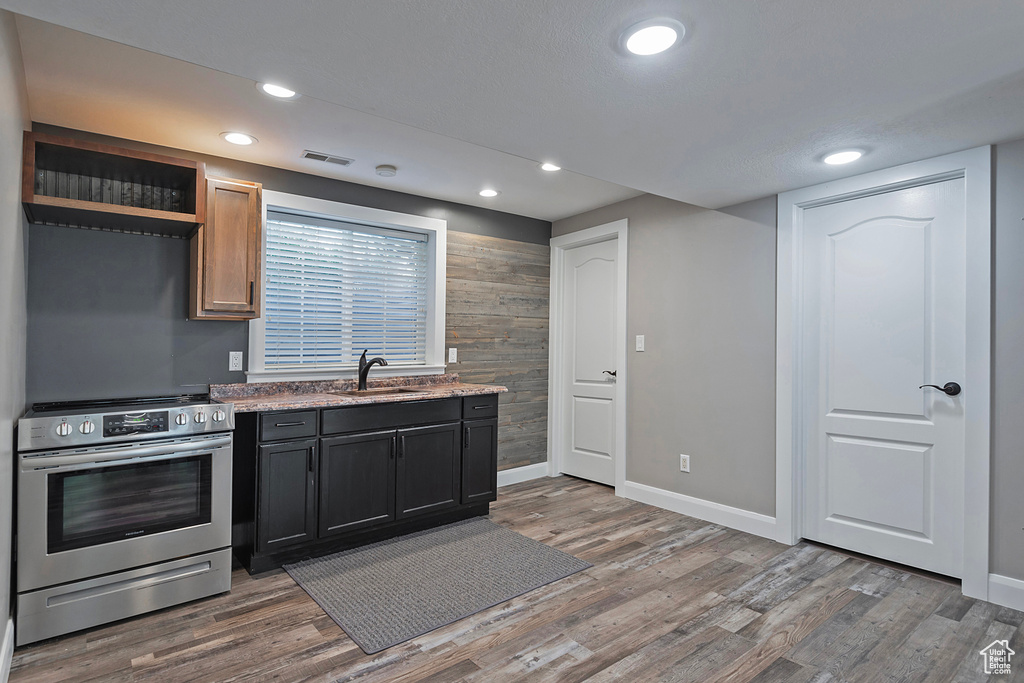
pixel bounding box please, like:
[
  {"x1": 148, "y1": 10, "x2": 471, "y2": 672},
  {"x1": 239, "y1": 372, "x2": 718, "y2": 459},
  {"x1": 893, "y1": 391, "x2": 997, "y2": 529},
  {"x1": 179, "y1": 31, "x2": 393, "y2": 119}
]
[{"x1": 980, "y1": 639, "x2": 1014, "y2": 675}]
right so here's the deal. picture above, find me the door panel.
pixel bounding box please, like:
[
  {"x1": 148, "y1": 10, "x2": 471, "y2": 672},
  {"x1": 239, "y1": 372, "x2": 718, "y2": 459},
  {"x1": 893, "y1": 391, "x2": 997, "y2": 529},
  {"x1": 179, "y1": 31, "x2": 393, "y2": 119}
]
[
  {"x1": 395, "y1": 423, "x2": 460, "y2": 518},
  {"x1": 257, "y1": 440, "x2": 316, "y2": 553},
  {"x1": 462, "y1": 419, "x2": 498, "y2": 505},
  {"x1": 802, "y1": 178, "x2": 965, "y2": 577},
  {"x1": 829, "y1": 219, "x2": 929, "y2": 416},
  {"x1": 825, "y1": 435, "x2": 931, "y2": 537},
  {"x1": 319, "y1": 431, "x2": 395, "y2": 537},
  {"x1": 561, "y1": 238, "x2": 617, "y2": 485}
]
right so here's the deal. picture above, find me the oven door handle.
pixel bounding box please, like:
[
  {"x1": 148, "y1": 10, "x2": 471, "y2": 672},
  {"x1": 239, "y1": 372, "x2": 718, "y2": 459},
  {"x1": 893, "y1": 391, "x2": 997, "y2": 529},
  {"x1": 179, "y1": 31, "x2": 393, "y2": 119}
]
[{"x1": 22, "y1": 435, "x2": 233, "y2": 470}]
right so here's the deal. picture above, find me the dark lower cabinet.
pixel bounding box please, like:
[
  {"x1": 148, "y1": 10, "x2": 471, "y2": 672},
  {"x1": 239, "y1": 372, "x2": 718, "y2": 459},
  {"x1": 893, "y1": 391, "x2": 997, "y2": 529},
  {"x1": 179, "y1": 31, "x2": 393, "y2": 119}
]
[
  {"x1": 462, "y1": 418, "x2": 498, "y2": 505},
  {"x1": 396, "y1": 423, "x2": 461, "y2": 519},
  {"x1": 319, "y1": 431, "x2": 396, "y2": 537},
  {"x1": 235, "y1": 394, "x2": 501, "y2": 573},
  {"x1": 256, "y1": 439, "x2": 317, "y2": 553}
]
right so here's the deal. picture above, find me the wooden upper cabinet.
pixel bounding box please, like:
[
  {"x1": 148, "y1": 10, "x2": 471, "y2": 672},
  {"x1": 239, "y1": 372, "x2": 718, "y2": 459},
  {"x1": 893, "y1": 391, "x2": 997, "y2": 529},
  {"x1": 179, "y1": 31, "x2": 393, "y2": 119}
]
[{"x1": 189, "y1": 176, "x2": 262, "y2": 320}]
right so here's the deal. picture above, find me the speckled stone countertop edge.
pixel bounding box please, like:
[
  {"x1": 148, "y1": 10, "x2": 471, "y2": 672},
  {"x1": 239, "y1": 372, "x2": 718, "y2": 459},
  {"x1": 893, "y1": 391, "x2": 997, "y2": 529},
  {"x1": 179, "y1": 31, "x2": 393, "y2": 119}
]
[
  {"x1": 210, "y1": 373, "x2": 461, "y2": 399},
  {"x1": 211, "y1": 376, "x2": 507, "y2": 413}
]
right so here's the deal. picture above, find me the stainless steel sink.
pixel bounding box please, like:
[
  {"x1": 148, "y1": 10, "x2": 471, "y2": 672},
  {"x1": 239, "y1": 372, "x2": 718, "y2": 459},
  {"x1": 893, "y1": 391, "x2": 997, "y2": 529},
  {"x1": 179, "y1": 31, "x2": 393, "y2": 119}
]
[{"x1": 331, "y1": 387, "x2": 432, "y2": 397}]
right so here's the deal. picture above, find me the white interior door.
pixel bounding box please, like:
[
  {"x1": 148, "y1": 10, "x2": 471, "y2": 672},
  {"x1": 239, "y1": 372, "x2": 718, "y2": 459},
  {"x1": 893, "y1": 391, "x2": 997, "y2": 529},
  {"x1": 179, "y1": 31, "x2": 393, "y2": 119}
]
[
  {"x1": 800, "y1": 178, "x2": 967, "y2": 577},
  {"x1": 559, "y1": 237, "x2": 618, "y2": 486}
]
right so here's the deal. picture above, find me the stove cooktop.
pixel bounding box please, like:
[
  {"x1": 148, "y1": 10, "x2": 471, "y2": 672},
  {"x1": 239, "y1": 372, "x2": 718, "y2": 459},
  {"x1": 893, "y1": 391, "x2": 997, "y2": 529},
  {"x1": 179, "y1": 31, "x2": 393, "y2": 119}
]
[{"x1": 18, "y1": 394, "x2": 235, "y2": 452}]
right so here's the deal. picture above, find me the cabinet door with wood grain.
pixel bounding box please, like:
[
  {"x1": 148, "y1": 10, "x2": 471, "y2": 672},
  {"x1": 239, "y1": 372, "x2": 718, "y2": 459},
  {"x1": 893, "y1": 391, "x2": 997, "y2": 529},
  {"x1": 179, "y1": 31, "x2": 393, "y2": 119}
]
[{"x1": 190, "y1": 176, "x2": 261, "y2": 319}]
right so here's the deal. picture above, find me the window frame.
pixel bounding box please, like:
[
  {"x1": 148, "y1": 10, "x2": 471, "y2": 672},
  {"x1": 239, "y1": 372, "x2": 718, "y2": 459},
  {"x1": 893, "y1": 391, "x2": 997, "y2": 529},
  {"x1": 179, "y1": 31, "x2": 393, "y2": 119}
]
[{"x1": 246, "y1": 190, "x2": 447, "y2": 383}]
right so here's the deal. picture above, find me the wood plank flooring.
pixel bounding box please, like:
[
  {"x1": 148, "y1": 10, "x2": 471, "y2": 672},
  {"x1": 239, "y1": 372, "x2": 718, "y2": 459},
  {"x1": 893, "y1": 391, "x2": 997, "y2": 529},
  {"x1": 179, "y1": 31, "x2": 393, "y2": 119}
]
[{"x1": 11, "y1": 476, "x2": 1022, "y2": 682}]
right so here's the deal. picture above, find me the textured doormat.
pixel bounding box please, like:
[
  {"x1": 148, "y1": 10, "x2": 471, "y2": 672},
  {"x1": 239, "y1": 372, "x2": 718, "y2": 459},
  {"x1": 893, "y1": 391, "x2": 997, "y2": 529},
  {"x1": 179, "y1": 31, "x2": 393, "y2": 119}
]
[{"x1": 284, "y1": 517, "x2": 591, "y2": 654}]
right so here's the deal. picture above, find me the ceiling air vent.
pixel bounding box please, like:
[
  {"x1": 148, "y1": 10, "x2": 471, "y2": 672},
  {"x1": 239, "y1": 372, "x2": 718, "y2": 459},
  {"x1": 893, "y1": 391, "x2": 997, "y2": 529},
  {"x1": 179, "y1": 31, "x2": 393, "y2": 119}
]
[{"x1": 301, "y1": 150, "x2": 355, "y2": 166}]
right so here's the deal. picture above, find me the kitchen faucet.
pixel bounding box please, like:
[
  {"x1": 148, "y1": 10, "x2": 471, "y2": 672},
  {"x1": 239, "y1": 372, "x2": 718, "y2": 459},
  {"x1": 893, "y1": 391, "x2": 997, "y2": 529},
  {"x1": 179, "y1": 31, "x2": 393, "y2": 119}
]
[{"x1": 358, "y1": 349, "x2": 388, "y2": 390}]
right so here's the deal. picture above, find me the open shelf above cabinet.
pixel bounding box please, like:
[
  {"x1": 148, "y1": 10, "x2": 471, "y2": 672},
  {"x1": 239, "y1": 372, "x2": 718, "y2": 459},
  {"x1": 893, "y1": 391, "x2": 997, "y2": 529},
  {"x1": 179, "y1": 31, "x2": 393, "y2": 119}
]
[{"x1": 21, "y1": 131, "x2": 206, "y2": 238}]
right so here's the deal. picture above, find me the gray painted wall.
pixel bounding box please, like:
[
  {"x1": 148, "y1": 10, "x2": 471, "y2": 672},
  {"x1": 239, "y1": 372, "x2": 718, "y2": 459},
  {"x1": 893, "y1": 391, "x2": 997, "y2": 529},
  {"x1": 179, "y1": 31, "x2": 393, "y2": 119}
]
[
  {"x1": 25, "y1": 127, "x2": 551, "y2": 405},
  {"x1": 991, "y1": 139, "x2": 1024, "y2": 580},
  {"x1": 0, "y1": 7, "x2": 28, "y2": 666},
  {"x1": 26, "y1": 226, "x2": 248, "y2": 403},
  {"x1": 553, "y1": 194, "x2": 778, "y2": 517}
]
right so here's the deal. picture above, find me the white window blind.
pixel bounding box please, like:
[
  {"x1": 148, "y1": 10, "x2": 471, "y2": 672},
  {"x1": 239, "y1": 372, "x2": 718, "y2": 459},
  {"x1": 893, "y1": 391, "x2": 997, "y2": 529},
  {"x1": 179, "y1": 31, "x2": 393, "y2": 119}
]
[{"x1": 264, "y1": 210, "x2": 430, "y2": 368}]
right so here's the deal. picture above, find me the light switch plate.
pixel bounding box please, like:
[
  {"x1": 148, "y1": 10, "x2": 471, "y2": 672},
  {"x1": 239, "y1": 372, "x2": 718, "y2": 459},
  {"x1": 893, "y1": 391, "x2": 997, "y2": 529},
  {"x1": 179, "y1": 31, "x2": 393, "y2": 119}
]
[
  {"x1": 229, "y1": 351, "x2": 243, "y2": 372},
  {"x1": 636, "y1": 335, "x2": 645, "y2": 352},
  {"x1": 448, "y1": 347, "x2": 457, "y2": 363}
]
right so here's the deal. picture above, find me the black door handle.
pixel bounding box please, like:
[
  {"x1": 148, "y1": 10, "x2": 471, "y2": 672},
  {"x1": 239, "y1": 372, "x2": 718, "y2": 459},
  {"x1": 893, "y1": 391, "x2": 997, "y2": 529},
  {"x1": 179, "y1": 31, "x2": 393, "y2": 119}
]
[
  {"x1": 919, "y1": 382, "x2": 961, "y2": 396},
  {"x1": 603, "y1": 370, "x2": 617, "y2": 377}
]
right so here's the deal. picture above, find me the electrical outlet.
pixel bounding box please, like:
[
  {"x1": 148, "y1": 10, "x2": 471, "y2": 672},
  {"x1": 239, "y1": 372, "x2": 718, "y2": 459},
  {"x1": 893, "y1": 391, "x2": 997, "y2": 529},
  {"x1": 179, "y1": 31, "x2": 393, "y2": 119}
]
[
  {"x1": 448, "y1": 347, "x2": 458, "y2": 363},
  {"x1": 636, "y1": 335, "x2": 645, "y2": 352},
  {"x1": 680, "y1": 454, "x2": 691, "y2": 473},
  {"x1": 229, "y1": 351, "x2": 244, "y2": 372}
]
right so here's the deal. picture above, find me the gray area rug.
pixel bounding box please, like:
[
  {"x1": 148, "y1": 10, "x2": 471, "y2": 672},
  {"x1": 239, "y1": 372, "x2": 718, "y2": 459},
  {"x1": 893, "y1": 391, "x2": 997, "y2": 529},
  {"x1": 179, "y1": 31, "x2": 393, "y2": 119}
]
[{"x1": 284, "y1": 517, "x2": 591, "y2": 654}]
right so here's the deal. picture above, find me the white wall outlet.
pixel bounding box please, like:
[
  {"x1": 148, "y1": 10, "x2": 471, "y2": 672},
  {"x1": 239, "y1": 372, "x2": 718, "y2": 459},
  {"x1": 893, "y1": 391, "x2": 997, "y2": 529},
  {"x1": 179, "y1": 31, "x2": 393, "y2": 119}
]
[
  {"x1": 636, "y1": 335, "x2": 645, "y2": 352},
  {"x1": 680, "y1": 454, "x2": 691, "y2": 473},
  {"x1": 448, "y1": 347, "x2": 458, "y2": 363},
  {"x1": 229, "y1": 351, "x2": 244, "y2": 372}
]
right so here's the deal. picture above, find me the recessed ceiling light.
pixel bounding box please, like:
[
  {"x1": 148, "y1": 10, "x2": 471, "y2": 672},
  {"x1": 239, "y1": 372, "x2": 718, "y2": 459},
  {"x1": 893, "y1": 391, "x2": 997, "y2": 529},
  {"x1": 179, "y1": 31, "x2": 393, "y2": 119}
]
[
  {"x1": 258, "y1": 82, "x2": 299, "y2": 100},
  {"x1": 540, "y1": 162, "x2": 561, "y2": 172},
  {"x1": 221, "y1": 131, "x2": 257, "y2": 145},
  {"x1": 823, "y1": 150, "x2": 863, "y2": 165},
  {"x1": 479, "y1": 189, "x2": 499, "y2": 198},
  {"x1": 375, "y1": 164, "x2": 398, "y2": 177},
  {"x1": 623, "y1": 19, "x2": 685, "y2": 56}
]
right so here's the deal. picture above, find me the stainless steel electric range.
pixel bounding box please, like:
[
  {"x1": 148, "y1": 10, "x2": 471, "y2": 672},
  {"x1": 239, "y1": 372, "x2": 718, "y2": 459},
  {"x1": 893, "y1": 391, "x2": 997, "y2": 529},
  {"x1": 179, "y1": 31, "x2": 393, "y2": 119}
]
[{"x1": 15, "y1": 394, "x2": 235, "y2": 646}]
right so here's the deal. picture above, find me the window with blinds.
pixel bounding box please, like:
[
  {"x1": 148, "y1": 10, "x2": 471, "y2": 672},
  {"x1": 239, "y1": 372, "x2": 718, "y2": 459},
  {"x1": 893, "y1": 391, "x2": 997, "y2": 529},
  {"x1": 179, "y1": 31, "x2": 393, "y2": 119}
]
[{"x1": 263, "y1": 211, "x2": 430, "y2": 368}]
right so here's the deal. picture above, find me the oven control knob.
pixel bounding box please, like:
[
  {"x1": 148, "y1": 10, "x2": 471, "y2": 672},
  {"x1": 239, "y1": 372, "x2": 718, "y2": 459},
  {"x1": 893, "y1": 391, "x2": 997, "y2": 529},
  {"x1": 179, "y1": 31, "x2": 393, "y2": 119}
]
[
  {"x1": 212, "y1": 409, "x2": 226, "y2": 422},
  {"x1": 175, "y1": 412, "x2": 188, "y2": 426},
  {"x1": 55, "y1": 421, "x2": 72, "y2": 437},
  {"x1": 79, "y1": 420, "x2": 95, "y2": 435},
  {"x1": 194, "y1": 411, "x2": 207, "y2": 424}
]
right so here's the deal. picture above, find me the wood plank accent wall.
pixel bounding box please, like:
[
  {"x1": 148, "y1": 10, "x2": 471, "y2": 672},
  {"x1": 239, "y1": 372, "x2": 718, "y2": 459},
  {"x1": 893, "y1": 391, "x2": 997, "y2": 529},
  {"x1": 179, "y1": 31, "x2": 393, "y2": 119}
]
[{"x1": 446, "y1": 231, "x2": 549, "y2": 471}]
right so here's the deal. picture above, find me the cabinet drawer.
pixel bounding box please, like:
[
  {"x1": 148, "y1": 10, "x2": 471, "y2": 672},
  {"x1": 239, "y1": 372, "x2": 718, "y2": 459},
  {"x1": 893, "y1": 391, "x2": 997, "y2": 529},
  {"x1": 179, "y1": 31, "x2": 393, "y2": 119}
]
[
  {"x1": 462, "y1": 394, "x2": 498, "y2": 419},
  {"x1": 260, "y1": 410, "x2": 318, "y2": 441},
  {"x1": 322, "y1": 398, "x2": 460, "y2": 435}
]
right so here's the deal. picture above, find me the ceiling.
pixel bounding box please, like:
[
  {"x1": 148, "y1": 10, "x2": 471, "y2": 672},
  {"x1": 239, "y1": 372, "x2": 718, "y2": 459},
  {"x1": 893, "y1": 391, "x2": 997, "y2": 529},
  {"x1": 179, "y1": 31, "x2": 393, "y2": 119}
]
[{"x1": 5, "y1": 1, "x2": 1024, "y2": 218}]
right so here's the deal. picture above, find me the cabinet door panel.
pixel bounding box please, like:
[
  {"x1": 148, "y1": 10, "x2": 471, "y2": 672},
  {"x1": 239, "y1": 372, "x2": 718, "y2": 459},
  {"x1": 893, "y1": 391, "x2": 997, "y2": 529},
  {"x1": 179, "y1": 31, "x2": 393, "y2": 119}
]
[
  {"x1": 257, "y1": 439, "x2": 316, "y2": 553},
  {"x1": 319, "y1": 431, "x2": 396, "y2": 537},
  {"x1": 462, "y1": 419, "x2": 498, "y2": 505},
  {"x1": 396, "y1": 423, "x2": 461, "y2": 519},
  {"x1": 202, "y1": 177, "x2": 260, "y2": 314}
]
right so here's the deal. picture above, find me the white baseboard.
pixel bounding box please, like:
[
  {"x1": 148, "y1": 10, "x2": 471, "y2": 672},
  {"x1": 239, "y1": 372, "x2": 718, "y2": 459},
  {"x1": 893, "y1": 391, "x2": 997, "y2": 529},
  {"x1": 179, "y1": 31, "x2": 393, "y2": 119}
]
[
  {"x1": 497, "y1": 462, "x2": 549, "y2": 488},
  {"x1": 1, "y1": 618, "x2": 13, "y2": 683},
  {"x1": 621, "y1": 480, "x2": 777, "y2": 540},
  {"x1": 988, "y1": 574, "x2": 1024, "y2": 611}
]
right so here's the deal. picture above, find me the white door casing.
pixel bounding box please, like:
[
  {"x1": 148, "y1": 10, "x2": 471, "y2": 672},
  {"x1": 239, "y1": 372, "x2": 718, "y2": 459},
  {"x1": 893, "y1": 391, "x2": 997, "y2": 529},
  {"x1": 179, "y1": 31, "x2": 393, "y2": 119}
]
[
  {"x1": 776, "y1": 147, "x2": 991, "y2": 598},
  {"x1": 549, "y1": 220, "x2": 628, "y2": 491}
]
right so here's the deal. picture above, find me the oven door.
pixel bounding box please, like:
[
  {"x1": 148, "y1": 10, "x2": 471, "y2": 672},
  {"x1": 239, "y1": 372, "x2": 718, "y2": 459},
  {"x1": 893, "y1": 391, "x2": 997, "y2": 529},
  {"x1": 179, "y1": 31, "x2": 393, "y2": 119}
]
[{"x1": 17, "y1": 434, "x2": 232, "y2": 592}]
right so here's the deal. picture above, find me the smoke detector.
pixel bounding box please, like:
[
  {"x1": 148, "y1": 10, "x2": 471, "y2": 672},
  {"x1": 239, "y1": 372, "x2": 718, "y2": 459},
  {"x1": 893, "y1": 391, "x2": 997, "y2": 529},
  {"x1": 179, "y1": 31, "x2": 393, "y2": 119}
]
[{"x1": 375, "y1": 165, "x2": 398, "y2": 177}]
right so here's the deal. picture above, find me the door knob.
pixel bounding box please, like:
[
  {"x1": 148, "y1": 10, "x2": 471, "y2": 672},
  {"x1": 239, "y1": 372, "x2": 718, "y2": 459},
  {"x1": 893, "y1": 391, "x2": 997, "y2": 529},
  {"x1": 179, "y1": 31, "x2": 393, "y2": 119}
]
[
  {"x1": 919, "y1": 382, "x2": 961, "y2": 396},
  {"x1": 602, "y1": 370, "x2": 617, "y2": 377}
]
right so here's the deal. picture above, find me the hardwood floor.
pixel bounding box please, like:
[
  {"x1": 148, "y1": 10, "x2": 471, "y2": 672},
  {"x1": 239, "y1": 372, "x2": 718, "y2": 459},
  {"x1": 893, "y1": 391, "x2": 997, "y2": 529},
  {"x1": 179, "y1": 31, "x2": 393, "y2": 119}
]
[{"x1": 11, "y1": 476, "x2": 1023, "y2": 682}]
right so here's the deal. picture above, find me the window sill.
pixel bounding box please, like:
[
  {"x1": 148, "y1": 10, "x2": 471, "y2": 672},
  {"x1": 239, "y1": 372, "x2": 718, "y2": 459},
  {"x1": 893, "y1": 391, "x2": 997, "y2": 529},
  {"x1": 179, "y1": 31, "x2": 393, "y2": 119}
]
[{"x1": 244, "y1": 364, "x2": 447, "y2": 384}]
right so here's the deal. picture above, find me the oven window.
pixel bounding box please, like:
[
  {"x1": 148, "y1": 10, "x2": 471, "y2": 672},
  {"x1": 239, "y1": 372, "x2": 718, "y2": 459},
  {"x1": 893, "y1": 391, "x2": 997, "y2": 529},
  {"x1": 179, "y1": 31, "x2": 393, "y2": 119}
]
[{"x1": 47, "y1": 455, "x2": 212, "y2": 553}]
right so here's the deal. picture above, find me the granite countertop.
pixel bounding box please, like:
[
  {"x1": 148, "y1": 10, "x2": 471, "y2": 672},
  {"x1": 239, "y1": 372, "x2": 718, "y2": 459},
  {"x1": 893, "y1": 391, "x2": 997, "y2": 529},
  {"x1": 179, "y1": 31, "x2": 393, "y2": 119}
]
[{"x1": 210, "y1": 374, "x2": 507, "y2": 413}]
